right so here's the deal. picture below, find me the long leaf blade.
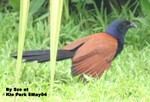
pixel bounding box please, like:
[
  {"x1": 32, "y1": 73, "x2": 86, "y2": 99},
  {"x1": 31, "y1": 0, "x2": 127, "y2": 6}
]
[
  {"x1": 15, "y1": 0, "x2": 30, "y2": 101},
  {"x1": 49, "y1": 0, "x2": 63, "y2": 97}
]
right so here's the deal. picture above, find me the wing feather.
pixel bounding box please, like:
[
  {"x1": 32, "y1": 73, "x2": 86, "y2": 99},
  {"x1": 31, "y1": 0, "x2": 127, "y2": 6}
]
[{"x1": 71, "y1": 33, "x2": 118, "y2": 78}]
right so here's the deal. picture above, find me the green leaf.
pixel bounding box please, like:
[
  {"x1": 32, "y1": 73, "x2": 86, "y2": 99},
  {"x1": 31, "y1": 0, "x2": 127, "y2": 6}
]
[
  {"x1": 28, "y1": 0, "x2": 46, "y2": 22},
  {"x1": 9, "y1": 0, "x2": 20, "y2": 11},
  {"x1": 49, "y1": 0, "x2": 64, "y2": 96},
  {"x1": 29, "y1": 0, "x2": 45, "y2": 15},
  {"x1": 64, "y1": 0, "x2": 70, "y2": 20},
  {"x1": 34, "y1": 12, "x2": 49, "y2": 22},
  {"x1": 141, "y1": 0, "x2": 150, "y2": 17},
  {"x1": 138, "y1": 17, "x2": 150, "y2": 28},
  {"x1": 15, "y1": 0, "x2": 30, "y2": 101}
]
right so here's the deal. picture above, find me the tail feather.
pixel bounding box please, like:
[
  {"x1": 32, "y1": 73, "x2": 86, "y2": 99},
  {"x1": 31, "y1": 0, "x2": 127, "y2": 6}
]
[
  {"x1": 13, "y1": 50, "x2": 50, "y2": 57},
  {"x1": 24, "y1": 55, "x2": 50, "y2": 63},
  {"x1": 12, "y1": 49, "x2": 75, "y2": 63}
]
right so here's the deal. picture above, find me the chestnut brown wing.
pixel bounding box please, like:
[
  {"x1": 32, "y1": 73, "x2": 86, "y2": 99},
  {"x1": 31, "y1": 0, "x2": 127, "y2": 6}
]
[{"x1": 71, "y1": 34, "x2": 118, "y2": 77}]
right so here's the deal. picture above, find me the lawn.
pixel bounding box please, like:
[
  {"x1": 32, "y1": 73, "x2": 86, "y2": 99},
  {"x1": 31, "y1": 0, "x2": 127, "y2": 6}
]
[{"x1": 0, "y1": 3, "x2": 150, "y2": 102}]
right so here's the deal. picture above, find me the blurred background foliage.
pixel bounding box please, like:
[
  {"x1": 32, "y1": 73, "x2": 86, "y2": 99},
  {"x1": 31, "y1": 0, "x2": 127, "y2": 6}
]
[
  {"x1": 0, "y1": 0, "x2": 141, "y2": 22},
  {"x1": 0, "y1": 0, "x2": 149, "y2": 48},
  {"x1": 139, "y1": 0, "x2": 150, "y2": 29},
  {"x1": 0, "y1": 0, "x2": 149, "y2": 47}
]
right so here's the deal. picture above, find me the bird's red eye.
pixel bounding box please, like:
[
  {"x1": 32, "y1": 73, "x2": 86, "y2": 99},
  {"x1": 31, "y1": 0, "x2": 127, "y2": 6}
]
[
  {"x1": 122, "y1": 23, "x2": 127, "y2": 27},
  {"x1": 122, "y1": 21, "x2": 131, "y2": 27}
]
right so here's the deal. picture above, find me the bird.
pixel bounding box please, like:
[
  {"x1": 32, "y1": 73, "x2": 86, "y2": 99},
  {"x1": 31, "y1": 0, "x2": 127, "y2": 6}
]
[{"x1": 12, "y1": 19, "x2": 137, "y2": 78}]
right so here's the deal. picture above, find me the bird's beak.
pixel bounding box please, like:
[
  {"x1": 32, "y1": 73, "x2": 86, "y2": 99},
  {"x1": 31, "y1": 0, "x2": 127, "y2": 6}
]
[{"x1": 129, "y1": 22, "x2": 138, "y2": 28}]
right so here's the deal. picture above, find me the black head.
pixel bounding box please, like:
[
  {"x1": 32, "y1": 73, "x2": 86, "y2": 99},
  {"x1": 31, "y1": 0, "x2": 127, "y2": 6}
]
[{"x1": 105, "y1": 19, "x2": 137, "y2": 44}]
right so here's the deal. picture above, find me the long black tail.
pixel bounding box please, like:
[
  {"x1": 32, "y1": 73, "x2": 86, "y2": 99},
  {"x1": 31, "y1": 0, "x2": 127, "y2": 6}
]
[{"x1": 12, "y1": 49, "x2": 75, "y2": 63}]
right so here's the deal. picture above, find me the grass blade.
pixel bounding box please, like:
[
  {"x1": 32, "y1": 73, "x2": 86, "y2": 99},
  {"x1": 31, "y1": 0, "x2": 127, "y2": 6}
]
[
  {"x1": 49, "y1": 0, "x2": 63, "y2": 96},
  {"x1": 64, "y1": 0, "x2": 69, "y2": 20},
  {"x1": 141, "y1": 0, "x2": 150, "y2": 17},
  {"x1": 14, "y1": 0, "x2": 30, "y2": 101},
  {"x1": 28, "y1": 0, "x2": 46, "y2": 22}
]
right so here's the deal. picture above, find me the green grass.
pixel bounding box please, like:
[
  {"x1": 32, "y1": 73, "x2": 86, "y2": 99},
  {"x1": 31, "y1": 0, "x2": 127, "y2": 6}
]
[{"x1": 0, "y1": 5, "x2": 150, "y2": 101}]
